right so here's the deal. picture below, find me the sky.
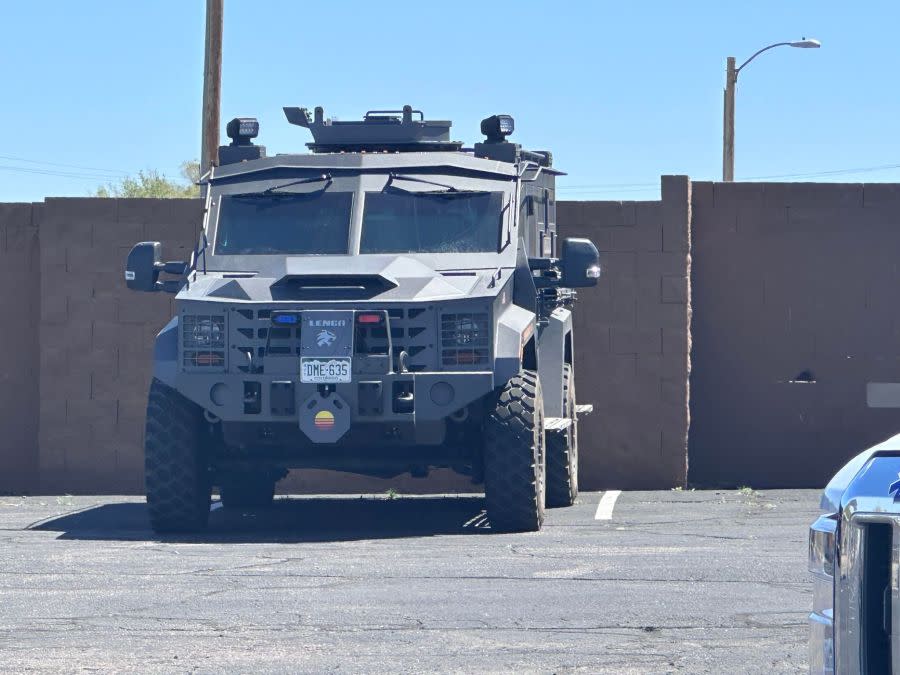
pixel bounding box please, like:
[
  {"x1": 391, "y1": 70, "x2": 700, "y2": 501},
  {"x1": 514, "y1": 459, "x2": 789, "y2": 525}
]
[{"x1": 2, "y1": 0, "x2": 898, "y2": 202}]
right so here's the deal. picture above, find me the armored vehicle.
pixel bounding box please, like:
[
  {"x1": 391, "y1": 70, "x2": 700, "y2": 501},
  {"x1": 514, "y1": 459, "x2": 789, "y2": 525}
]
[{"x1": 125, "y1": 105, "x2": 600, "y2": 533}]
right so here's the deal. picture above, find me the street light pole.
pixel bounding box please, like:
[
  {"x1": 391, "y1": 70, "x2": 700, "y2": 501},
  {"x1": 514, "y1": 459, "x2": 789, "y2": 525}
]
[{"x1": 721, "y1": 39, "x2": 820, "y2": 182}]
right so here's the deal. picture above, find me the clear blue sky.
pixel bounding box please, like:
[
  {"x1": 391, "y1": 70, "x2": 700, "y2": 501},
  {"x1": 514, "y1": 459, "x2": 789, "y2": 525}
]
[{"x1": 2, "y1": 0, "x2": 898, "y2": 202}]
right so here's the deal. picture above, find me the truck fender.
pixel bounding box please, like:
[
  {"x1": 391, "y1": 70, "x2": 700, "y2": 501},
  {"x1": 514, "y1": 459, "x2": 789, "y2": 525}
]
[
  {"x1": 537, "y1": 308, "x2": 573, "y2": 418},
  {"x1": 493, "y1": 303, "x2": 536, "y2": 387},
  {"x1": 151, "y1": 316, "x2": 179, "y2": 387}
]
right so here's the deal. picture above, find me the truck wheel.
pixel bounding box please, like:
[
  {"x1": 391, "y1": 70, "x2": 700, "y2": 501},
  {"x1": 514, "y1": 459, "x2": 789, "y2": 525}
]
[
  {"x1": 144, "y1": 379, "x2": 211, "y2": 532},
  {"x1": 219, "y1": 474, "x2": 276, "y2": 509},
  {"x1": 483, "y1": 370, "x2": 546, "y2": 532},
  {"x1": 546, "y1": 364, "x2": 579, "y2": 507}
]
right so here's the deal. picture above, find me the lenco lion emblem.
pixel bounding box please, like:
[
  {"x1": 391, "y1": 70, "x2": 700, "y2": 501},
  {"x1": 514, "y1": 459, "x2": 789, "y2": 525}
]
[{"x1": 316, "y1": 330, "x2": 337, "y2": 347}]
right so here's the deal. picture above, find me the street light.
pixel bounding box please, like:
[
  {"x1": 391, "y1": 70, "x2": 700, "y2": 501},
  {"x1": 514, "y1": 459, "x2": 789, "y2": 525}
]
[{"x1": 722, "y1": 38, "x2": 821, "y2": 181}]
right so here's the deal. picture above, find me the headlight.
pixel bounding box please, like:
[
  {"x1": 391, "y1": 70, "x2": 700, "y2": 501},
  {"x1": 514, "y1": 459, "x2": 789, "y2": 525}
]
[
  {"x1": 441, "y1": 313, "x2": 489, "y2": 367},
  {"x1": 809, "y1": 514, "x2": 837, "y2": 579},
  {"x1": 183, "y1": 315, "x2": 225, "y2": 349},
  {"x1": 809, "y1": 513, "x2": 836, "y2": 674}
]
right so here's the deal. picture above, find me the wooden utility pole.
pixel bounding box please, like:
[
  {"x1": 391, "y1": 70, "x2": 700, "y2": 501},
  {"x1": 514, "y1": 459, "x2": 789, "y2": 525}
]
[
  {"x1": 722, "y1": 56, "x2": 736, "y2": 182},
  {"x1": 200, "y1": 0, "x2": 223, "y2": 193}
]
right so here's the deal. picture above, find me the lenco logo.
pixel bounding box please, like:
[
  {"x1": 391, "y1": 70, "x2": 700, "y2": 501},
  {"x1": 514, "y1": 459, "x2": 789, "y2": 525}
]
[{"x1": 308, "y1": 319, "x2": 347, "y2": 328}]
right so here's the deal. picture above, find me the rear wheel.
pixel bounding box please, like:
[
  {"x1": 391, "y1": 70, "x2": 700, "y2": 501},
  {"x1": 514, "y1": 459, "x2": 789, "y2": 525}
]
[
  {"x1": 144, "y1": 379, "x2": 212, "y2": 532},
  {"x1": 483, "y1": 370, "x2": 546, "y2": 533},
  {"x1": 219, "y1": 474, "x2": 277, "y2": 509},
  {"x1": 546, "y1": 364, "x2": 579, "y2": 507}
]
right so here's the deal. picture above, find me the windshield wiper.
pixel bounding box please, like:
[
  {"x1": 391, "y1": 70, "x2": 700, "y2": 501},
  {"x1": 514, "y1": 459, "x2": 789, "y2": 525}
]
[
  {"x1": 383, "y1": 173, "x2": 488, "y2": 197},
  {"x1": 230, "y1": 173, "x2": 333, "y2": 198},
  {"x1": 265, "y1": 173, "x2": 332, "y2": 194}
]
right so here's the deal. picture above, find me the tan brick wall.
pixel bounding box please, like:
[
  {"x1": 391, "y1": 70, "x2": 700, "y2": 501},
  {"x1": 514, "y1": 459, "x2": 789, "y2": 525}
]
[
  {"x1": 2, "y1": 187, "x2": 692, "y2": 494},
  {"x1": 689, "y1": 181, "x2": 900, "y2": 487},
  {"x1": 0, "y1": 203, "x2": 40, "y2": 493},
  {"x1": 557, "y1": 176, "x2": 691, "y2": 489},
  {"x1": 37, "y1": 198, "x2": 200, "y2": 493}
]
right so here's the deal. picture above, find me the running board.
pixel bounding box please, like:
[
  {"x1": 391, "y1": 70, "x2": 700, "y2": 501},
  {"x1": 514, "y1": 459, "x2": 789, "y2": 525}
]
[
  {"x1": 545, "y1": 417, "x2": 573, "y2": 432},
  {"x1": 575, "y1": 404, "x2": 594, "y2": 415}
]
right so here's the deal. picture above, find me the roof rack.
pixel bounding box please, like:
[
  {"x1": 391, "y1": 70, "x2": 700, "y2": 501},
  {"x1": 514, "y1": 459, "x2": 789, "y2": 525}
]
[{"x1": 283, "y1": 105, "x2": 463, "y2": 154}]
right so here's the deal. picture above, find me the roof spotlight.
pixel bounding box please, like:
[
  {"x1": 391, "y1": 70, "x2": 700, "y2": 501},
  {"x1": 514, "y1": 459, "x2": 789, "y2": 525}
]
[
  {"x1": 480, "y1": 114, "x2": 515, "y2": 143},
  {"x1": 226, "y1": 117, "x2": 260, "y2": 146}
]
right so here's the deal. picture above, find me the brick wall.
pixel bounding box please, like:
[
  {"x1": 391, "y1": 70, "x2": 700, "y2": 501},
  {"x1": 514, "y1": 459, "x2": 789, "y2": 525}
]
[
  {"x1": 690, "y1": 182, "x2": 900, "y2": 487},
  {"x1": 0, "y1": 204, "x2": 39, "y2": 493},
  {"x1": 1, "y1": 186, "x2": 693, "y2": 494},
  {"x1": 557, "y1": 176, "x2": 691, "y2": 489},
  {"x1": 37, "y1": 199, "x2": 200, "y2": 493}
]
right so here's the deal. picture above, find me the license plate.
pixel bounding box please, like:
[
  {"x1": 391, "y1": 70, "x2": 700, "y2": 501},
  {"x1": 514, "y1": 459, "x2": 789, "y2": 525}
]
[{"x1": 301, "y1": 357, "x2": 352, "y2": 384}]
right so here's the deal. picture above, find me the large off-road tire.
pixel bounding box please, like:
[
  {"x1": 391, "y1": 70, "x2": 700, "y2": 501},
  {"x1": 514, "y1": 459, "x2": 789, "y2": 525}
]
[
  {"x1": 546, "y1": 364, "x2": 579, "y2": 508},
  {"x1": 483, "y1": 370, "x2": 546, "y2": 533},
  {"x1": 144, "y1": 379, "x2": 212, "y2": 532},
  {"x1": 219, "y1": 474, "x2": 276, "y2": 509}
]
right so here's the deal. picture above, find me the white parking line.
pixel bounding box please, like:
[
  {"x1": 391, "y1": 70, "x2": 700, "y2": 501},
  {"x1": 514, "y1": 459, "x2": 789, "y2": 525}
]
[{"x1": 594, "y1": 490, "x2": 621, "y2": 520}]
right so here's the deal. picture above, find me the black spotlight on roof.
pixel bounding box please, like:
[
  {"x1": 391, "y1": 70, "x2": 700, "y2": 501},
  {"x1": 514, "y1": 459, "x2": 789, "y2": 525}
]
[
  {"x1": 219, "y1": 117, "x2": 266, "y2": 165},
  {"x1": 480, "y1": 114, "x2": 515, "y2": 143},
  {"x1": 226, "y1": 117, "x2": 259, "y2": 145}
]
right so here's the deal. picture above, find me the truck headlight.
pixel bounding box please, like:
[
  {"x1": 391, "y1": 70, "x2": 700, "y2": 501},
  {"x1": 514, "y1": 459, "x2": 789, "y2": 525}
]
[
  {"x1": 809, "y1": 513, "x2": 836, "y2": 580},
  {"x1": 183, "y1": 315, "x2": 225, "y2": 349},
  {"x1": 809, "y1": 513, "x2": 837, "y2": 673},
  {"x1": 441, "y1": 313, "x2": 490, "y2": 367}
]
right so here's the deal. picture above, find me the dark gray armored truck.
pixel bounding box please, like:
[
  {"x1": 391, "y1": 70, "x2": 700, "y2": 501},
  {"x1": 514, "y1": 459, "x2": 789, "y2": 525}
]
[{"x1": 125, "y1": 106, "x2": 600, "y2": 533}]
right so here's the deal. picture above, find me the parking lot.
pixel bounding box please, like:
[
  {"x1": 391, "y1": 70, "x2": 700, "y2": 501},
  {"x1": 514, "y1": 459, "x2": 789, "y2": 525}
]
[{"x1": 0, "y1": 489, "x2": 819, "y2": 673}]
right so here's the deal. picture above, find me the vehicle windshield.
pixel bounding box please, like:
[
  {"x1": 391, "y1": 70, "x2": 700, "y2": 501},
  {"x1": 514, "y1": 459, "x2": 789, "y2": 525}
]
[
  {"x1": 214, "y1": 191, "x2": 352, "y2": 255},
  {"x1": 360, "y1": 191, "x2": 504, "y2": 254}
]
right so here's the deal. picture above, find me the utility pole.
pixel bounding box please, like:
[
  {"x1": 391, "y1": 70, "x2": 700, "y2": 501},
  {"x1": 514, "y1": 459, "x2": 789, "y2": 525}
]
[
  {"x1": 200, "y1": 0, "x2": 223, "y2": 195},
  {"x1": 722, "y1": 56, "x2": 736, "y2": 182}
]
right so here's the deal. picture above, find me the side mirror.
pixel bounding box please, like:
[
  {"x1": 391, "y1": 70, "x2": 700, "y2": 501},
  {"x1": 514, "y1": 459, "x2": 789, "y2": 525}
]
[
  {"x1": 125, "y1": 242, "x2": 189, "y2": 293},
  {"x1": 125, "y1": 242, "x2": 162, "y2": 292},
  {"x1": 560, "y1": 237, "x2": 601, "y2": 288}
]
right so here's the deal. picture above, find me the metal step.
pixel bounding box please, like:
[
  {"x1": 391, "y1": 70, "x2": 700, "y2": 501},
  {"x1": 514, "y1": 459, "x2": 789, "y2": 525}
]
[
  {"x1": 545, "y1": 417, "x2": 573, "y2": 432},
  {"x1": 575, "y1": 404, "x2": 594, "y2": 415}
]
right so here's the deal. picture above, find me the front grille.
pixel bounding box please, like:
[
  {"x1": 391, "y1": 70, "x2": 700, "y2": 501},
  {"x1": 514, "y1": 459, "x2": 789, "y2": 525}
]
[
  {"x1": 861, "y1": 522, "x2": 892, "y2": 672},
  {"x1": 226, "y1": 307, "x2": 436, "y2": 373},
  {"x1": 441, "y1": 313, "x2": 489, "y2": 367},
  {"x1": 836, "y1": 515, "x2": 900, "y2": 673},
  {"x1": 355, "y1": 308, "x2": 433, "y2": 372}
]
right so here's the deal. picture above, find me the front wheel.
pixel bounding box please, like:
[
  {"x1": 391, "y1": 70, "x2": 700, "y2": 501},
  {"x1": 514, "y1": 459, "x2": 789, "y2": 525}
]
[
  {"x1": 483, "y1": 370, "x2": 546, "y2": 533},
  {"x1": 144, "y1": 379, "x2": 212, "y2": 532}
]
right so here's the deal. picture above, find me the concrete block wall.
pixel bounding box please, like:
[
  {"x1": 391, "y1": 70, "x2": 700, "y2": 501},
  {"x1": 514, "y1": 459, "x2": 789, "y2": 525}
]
[
  {"x1": 689, "y1": 181, "x2": 900, "y2": 487},
  {"x1": 37, "y1": 198, "x2": 201, "y2": 493},
  {"x1": 0, "y1": 185, "x2": 692, "y2": 494},
  {"x1": 0, "y1": 204, "x2": 40, "y2": 493},
  {"x1": 557, "y1": 175, "x2": 691, "y2": 489}
]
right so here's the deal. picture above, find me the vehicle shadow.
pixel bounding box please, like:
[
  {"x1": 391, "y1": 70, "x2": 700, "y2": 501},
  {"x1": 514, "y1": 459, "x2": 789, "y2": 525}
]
[{"x1": 29, "y1": 495, "x2": 491, "y2": 543}]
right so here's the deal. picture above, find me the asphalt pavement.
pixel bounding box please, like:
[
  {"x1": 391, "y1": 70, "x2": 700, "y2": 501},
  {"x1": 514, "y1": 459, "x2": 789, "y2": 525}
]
[{"x1": 0, "y1": 488, "x2": 821, "y2": 673}]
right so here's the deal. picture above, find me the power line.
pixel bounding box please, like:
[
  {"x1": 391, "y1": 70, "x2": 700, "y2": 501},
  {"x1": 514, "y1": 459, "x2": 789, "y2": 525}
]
[
  {"x1": 0, "y1": 155, "x2": 129, "y2": 176},
  {"x1": 0, "y1": 164, "x2": 117, "y2": 181},
  {"x1": 740, "y1": 163, "x2": 900, "y2": 181}
]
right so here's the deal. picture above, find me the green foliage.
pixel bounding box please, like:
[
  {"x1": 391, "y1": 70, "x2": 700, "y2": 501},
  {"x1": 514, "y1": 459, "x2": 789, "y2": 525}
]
[{"x1": 95, "y1": 160, "x2": 200, "y2": 198}]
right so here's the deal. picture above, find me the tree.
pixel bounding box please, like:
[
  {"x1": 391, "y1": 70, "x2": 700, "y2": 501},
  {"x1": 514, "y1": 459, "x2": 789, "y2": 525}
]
[{"x1": 95, "y1": 160, "x2": 200, "y2": 198}]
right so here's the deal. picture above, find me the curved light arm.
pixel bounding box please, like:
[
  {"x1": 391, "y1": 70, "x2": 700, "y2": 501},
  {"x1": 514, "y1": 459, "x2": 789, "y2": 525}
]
[
  {"x1": 735, "y1": 38, "x2": 820, "y2": 78},
  {"x1": 736, "y1": 42, "x2": 793, "y2": 74}
]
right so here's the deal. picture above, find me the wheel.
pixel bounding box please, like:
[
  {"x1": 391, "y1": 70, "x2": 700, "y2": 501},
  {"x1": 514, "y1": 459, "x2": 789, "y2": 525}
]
[
  {"x1": 219, "y1": 474, "x2": 276, "y2": 509},
  {"x1": 483, "y1": 370, "x2": 546, "y2": 532},
  {"x1": 546, "y1": 364, "x2": 579, "y2": 508},
  {"x1": 144, "y1": 379, "x2": 212, "y2": 532}
]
